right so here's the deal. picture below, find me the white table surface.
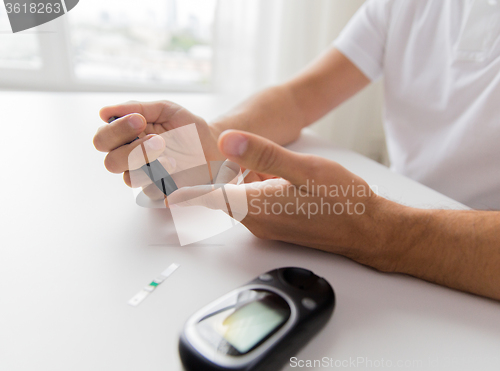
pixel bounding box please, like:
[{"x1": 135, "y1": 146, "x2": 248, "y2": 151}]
[{"x1": 1, "y1": 91, "x2": 499, "y2": 371}]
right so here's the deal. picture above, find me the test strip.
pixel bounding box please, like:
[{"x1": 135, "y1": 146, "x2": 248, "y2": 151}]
[{"x1": 128, "y1": 263, "x2": 180, "y2": 307}]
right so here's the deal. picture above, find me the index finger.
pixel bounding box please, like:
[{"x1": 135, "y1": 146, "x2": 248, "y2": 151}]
[
  {"x1": 99, "y1": 100, "x2": 179, "y2": 124},
  {"x1": 93, "y1": 114, "x2": 146, "y2": 152}
]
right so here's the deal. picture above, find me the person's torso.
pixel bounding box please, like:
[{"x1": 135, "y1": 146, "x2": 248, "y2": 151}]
[{"x1": 383, "y1": 0, "x2": 500, "y2": 209}]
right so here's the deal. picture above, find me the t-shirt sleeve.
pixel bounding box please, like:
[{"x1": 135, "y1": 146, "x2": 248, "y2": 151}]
[{"x1": 333, "y1": 0, "x2": 393, "y2": 81}]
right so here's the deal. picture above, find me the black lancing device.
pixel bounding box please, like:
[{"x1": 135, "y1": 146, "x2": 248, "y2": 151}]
[{"x1": 108, "y1": 116, "x2": 178, "y2": 196}]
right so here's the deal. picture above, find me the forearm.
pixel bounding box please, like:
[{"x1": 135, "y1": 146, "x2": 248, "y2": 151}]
[
  {"x1": 381, "y1": 201, "x2": 500, "y2": 300},
  {"x1": 210, "y1": 84, "x2": 307, "y2": 146},
  {"x1": 210, "y1": 48, "x2": 370, "y2": 146}
]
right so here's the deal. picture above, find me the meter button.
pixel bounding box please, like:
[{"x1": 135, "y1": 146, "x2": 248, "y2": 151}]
[
  {"x1": 301, "y1": 298, "x2": 317, "y2": 310},
  {"x1": 259, "y1": 274, "x2": 273, "y2": 282}
]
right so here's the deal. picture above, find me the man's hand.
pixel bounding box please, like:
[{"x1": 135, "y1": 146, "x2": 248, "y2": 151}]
[
  {"x1": 170, "y1": 130, "x2": 500, "y2": 301},
  {"x1": 170, "y1": 130, "x2": 401, "y2": 272},
  {"x1": 93, "y1": 100, "x2": 225, "y2": 199}
]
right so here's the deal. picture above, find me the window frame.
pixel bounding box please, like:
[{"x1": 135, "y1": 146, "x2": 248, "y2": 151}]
[{"x1": 0, "y1": 13, "x2": 213, "y2": 93}]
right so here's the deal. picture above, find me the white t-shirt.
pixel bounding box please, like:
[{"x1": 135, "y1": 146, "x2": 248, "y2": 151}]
[{"x1": 334, "y1": 0, "x2": 500, "y2": 210}]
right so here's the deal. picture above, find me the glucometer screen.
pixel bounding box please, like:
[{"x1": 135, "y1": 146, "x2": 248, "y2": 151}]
[{"x1": 197, "y1": 290, "x2": 290, "y2": 355}]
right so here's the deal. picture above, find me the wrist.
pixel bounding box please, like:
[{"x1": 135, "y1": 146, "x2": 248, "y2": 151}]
[{"x1": 362, "y1": 197, "x2": 429, "y2": 273}]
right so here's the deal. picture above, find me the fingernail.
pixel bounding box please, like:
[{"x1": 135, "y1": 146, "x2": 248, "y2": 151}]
[
  {"x1": 128, "y1": 115, "x2": 144, "y2": 130},
  {"x1": 146, "y1": 135, "x2": 165, "y2": 151},
  {"x1": 222, "y1": 133, "x2": 248, "y2": 156}
]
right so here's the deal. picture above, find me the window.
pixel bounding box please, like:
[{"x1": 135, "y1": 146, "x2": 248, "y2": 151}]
[
  {"x1": 68, "y1": 0, "x2": 217, "y2": 87},
  {"x1": 0, "y1": 9, "x2": 42, "y2": 69},
  {"x1": 0, "y1": 0, "x2": 218, "y2": 91}
]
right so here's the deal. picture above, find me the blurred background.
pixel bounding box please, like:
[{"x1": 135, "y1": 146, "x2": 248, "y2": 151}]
[{"x1": 0, "y1": 0, "x2": 387, "y2": 163}]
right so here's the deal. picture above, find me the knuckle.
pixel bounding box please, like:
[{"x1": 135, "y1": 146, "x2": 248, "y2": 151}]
[
  {"x1": 159, "y1": 100, "x2": 177, "y2": 113},
  {"x1": 159, "y1": 99, "x2": 174, "y2": 106},
  {"x1": 93, "y1": 129, "x2": 107, "y2": 152},
  {"x1": 300, "y1": 155, "x2": 324, "y2": 179},
  {"x1": 255, "y1": 144, "x2": 280, "y2": 174},
  {"x1": 125, "y1": 100, "x2": 140, "y2": 106},
  {"x1": 330, "y1": 161, "x2": 344, "y2": 173},
  {"x1": 158, "y1": 100, "x2": 181, "y2": 120},
  {"x1": 104, "y1": 155, "x2": 120, "y2": 174},
  {"x1": 98, "y1": 107, "x2": 111, "y2": 120},
  {"x1": 93, "y1": 136, "x2": 103, "y2": 152}
]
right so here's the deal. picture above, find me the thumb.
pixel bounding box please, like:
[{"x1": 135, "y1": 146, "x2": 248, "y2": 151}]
[{"x1": 218, "y1": 130, "x2": 312, "y2": 186}]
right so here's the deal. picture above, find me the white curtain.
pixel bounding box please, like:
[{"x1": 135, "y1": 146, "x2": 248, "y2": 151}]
[{"x1": 212, "y1": 0, "x2": 387, "y2": 163}]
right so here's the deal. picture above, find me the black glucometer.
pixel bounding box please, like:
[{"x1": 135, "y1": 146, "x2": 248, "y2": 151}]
[
  {"x1": 108, "y1": 116, "x2": 178, "y2": 196},
  {"x1": 179, "y1": 267, "x2": 335, "y2": 371}
]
